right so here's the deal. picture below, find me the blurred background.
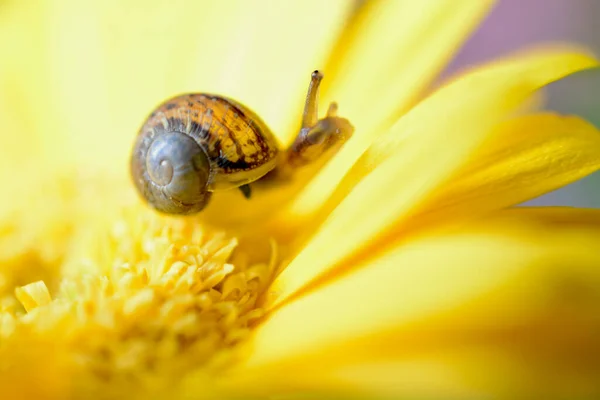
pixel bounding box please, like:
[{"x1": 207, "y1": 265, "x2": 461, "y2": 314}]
[{"x1": 445, "y1": 0, "x2": 600, "y2": 207}]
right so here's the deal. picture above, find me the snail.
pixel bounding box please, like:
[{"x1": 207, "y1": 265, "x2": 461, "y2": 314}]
[{"x1": 130, "y1": 71, "x2": 353, "y2": 215}]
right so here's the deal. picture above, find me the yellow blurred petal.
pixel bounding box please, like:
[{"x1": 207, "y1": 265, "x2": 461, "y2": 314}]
[
  {"x1": 232, "y1": 216, "x2": 600, "y2": 397},
  {"x1": 270, "y1": 49, "x2": 599, "y2": 308},
  {"x1": 2, "y1": 0, "x2": 352, "y2": 172},
  {"x1": 0, "y1": 0, "x2": 62, "y2": 173}
]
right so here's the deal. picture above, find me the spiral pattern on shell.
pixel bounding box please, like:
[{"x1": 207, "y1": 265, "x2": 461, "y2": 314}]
[{"x1": 131, "y1": 128, "x2": 212, "y2": 215}]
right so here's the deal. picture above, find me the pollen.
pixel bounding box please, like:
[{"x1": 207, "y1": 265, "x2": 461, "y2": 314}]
[{"x1": 0, "y1": 200, "x2": 277, "y2": 397}]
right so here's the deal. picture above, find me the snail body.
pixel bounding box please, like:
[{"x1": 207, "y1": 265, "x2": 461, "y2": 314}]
[{"x1": 131, "y1": 71, "x2": 353, "y2": 216}]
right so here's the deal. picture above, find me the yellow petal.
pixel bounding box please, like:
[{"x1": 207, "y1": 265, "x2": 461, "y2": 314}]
[
  {"x1": 414, "y1": 114, "x2": 600, "y2": 229},
  {"x1": 232, "y1": 214, "x2": 600, "y2": 397},
  {"x1": 270, "y1": 49, "x2": 599, "y2": 308}
]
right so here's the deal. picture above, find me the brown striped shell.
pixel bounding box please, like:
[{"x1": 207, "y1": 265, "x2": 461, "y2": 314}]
[{"x1": 130, "y1": 94, "x2": 280, "y2": 215}]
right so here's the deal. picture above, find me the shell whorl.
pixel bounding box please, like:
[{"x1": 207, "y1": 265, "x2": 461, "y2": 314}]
[{"x1": 131, "y1": 125, "x2": 212, "y2": 215}]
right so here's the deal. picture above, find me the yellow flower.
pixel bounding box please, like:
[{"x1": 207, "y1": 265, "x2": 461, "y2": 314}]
[{"x1": 1, "y1": 0, "x2": 600, "y2": 399}]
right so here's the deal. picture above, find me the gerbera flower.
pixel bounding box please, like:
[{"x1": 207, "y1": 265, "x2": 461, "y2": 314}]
[{"x1": 1, "y1": 1, "x2": 599, "y2": 399}]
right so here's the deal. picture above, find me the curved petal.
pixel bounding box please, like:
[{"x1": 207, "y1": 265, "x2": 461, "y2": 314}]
[
  {"x1": 230, "y1": 211, "x2": 600, "y2": 397},
  {"x1": 412, "y1": 114, "x2": 600, "y2": 229},
  {"x1": 269, "y1": 49, "x2": 598, "y2": 309}
]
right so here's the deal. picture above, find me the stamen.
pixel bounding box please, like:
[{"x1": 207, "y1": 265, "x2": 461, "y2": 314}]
[{"x1": 14, "y1": 281, "x2": 52, "y2": 312}]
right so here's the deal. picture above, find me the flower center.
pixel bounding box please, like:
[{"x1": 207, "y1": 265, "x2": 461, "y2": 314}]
[{"x1": 1, "y1": 205, "x2": 276, "y2": 397}]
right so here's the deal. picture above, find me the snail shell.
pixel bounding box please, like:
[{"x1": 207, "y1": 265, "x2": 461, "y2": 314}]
[{"x1": 130, "y1": 94, "x2": 280, "y2": 215}]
